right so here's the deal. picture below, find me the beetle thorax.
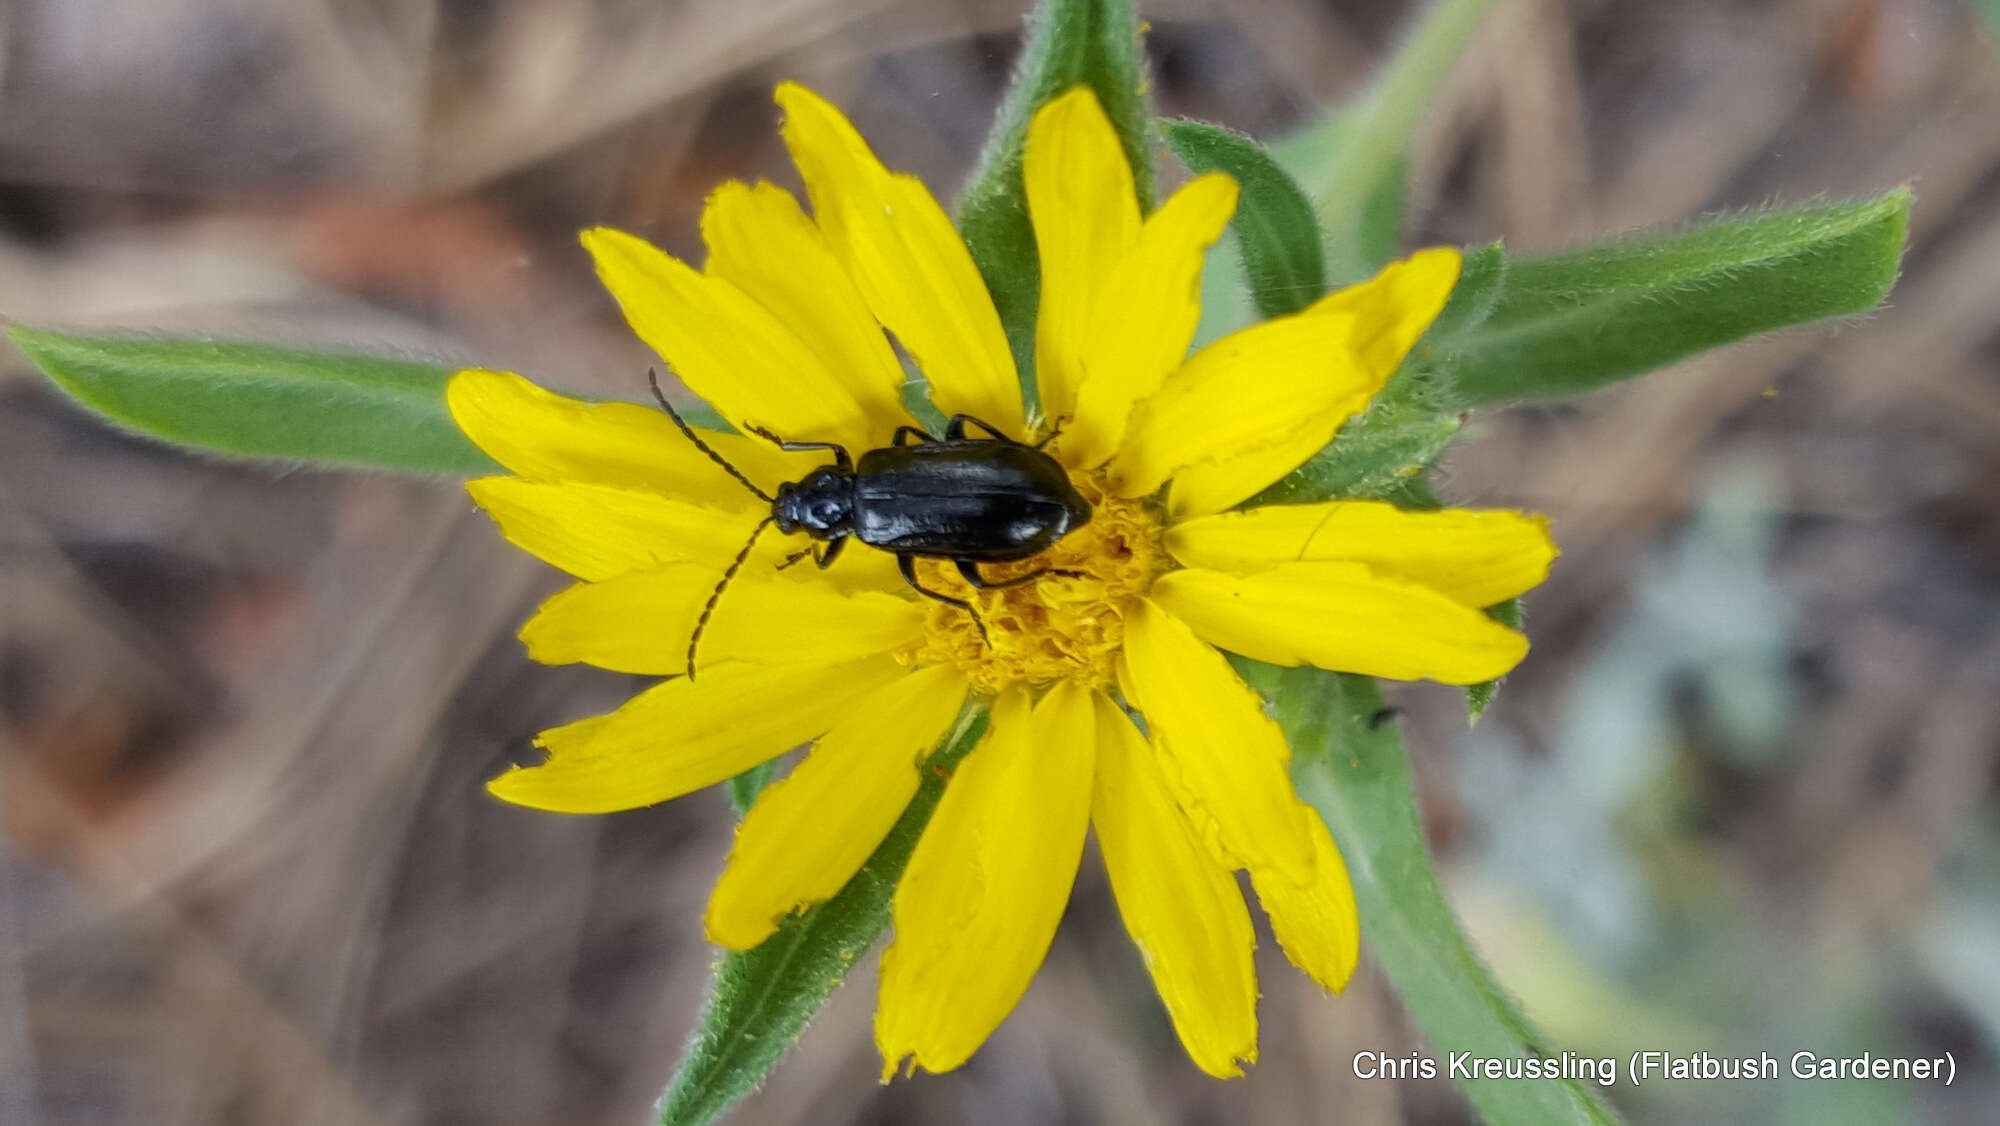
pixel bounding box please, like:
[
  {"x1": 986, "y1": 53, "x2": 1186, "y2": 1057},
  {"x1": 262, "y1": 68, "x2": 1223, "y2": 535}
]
[
  {"x1": 910, "y1": 469, "x2": 1167, "y2": 694},
  {"x1": 772, "y1": 469, "x2": 853, "y2": 539}
]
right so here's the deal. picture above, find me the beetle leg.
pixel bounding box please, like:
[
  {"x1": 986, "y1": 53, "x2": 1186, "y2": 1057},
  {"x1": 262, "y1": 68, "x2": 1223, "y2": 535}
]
[
  {"x1": 814, "y1": 536, "x2": 846, "y2": 570},
  {"x1": 746, "y1": 426, "x2": 853, "y2": 472},
  {"x1": 899, "y1": 555, "x2": 989, "y2": 644},
  {"x1": 1033, "y1": 414, "x2": 1070, "y2": 450},
  {"x1": 942, "y1": 415, "x2": 1013, "y2": 443},
  {"x1": 891, "y1": 426, "x2": 934, "y2": 446},
  {"x1": 954, "y1": 559, "x2": 1085, "y2": 590}
]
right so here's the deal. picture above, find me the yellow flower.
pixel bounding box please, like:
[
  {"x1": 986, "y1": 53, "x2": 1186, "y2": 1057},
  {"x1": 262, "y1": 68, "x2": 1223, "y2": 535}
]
[{"x1": 447, "y1": 84, "x2": 1557, "y2": 1080}]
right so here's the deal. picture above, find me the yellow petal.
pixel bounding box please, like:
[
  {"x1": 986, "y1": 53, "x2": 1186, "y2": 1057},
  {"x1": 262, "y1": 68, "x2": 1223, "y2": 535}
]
[
  {"x1": 775, "y1": 82, "x2": 1024, "y2": 438},
  {"x1": 520, "y1": 564, "x2": 924, "y2": 676},
  {"x1": 806, "y1": 539, "x2": 910, "y2": 596},
  {"x1": 702, "y1": 180, "x2": 909, "y2": 446},
  {"x1": 1249, "y1": 805, "x2": 1359, "y2": 994},
  {"x1": 1165, "y1": 500, "x2": 1558, "y2": 608},
  {"x1": 1151, "y1": 563, "x2": 1529, "y2": 684},
  {"x1": 876, "y1": 682, "x2": 1095, "y2": 1078},
  {"x1": 488, "y1": 654, "x2": 907, "y2": 813},
  {"x1": 1117, "y1": 599, "x2": 1314, "y2": 882},
  {"x1": 448, "y1": 368, "x2": 776, "y2": 506},
  {"x1": 706, "y1": 665, "x2": 970, "y2": 949},
  {"x1": 1164, "y1": 421, "x2": 1337, "y2": 520},
  {"x1": 1306, "y1": 246, "x2": 1463, "y2": 373},
  {"x1": 465, "y1": 476, "x2": 773, "y2": 582},
  {"x1": 1025, "y1": 87, "x2": 1141, "y2": 427},
  {"x1": 1090, "y1": 692, "x2": 1258, "y2": 1078},
  {"x1": 1126, "y1": 247, "x2": 1462, "y2": 517},
  {"x1": 1105, "y1": 310, "x2": 1366, "y2": 502},
  {"x1": 467, "y1": 474, "x2": 906, "y2": 593},
  {"x1": 1063, "y1": 172, "x2": 1240, "y2": 469},
  {"x1": 582, "y1": 225, "x2": 881, "y2": 453}
]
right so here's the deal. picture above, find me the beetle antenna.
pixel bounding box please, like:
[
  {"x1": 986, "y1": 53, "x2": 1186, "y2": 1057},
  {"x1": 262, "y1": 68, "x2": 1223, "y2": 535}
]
[
  {"x1": 649, "y1": 369, "x2": 773, "y2": 504},
  {"x1": 687, "y1": 515, "x2": 776, "y2": 679}
]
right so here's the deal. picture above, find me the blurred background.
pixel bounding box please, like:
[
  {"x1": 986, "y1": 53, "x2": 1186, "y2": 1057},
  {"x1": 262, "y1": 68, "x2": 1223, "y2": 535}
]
[{"x1": 3, "y1": 0, "x2": 1998, "y2": 1122}]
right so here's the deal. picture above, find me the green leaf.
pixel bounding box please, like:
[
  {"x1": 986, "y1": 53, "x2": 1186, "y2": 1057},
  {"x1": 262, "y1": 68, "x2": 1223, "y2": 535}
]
[
  {"x1": 1252, "y1": 242, "x2": 1505, "y2": 504},
  {"x1": 725, "y1": 762, "x2": 779, "y2": 817},
  {"x1": 1163, "y1": 120, "x2": 1326, "y2": 319},
  {"x1": 658, "y1": 704, "x2": 989, "y2": 1126},
  {"x1": 1274, "y1": 0, "x2": 1493, "y2": 284},
  {"x1": 1253, "y1": 194, "x2": 1909, "y2": 501},
  {"x1": 1465, "y1": 597, "x2": 1522, "y2": 722},
  {"x1": 7, "y1": 325, "x2": 498, "y2": 475},
  {"x1": 1449, "y1": 190, "x2": 1911, "y2": 403},
  {"x1": 956, "y1": 0, "x2": 1154, "y2": 402},
  {"x1": 1273, "y1": 667, "x2": 1623, "y2": 1125}
]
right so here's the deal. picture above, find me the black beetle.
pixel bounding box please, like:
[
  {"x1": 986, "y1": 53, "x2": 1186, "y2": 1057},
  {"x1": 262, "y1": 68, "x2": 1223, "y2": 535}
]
[{"x1": 646, "y1": 372, "x2": 1092, "y2": 676}]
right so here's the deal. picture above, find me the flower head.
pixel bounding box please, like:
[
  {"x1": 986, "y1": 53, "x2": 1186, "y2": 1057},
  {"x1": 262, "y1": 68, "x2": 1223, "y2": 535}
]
[{"x1": 449, "y1": 83, "x2": 1556, "y2": 1079}]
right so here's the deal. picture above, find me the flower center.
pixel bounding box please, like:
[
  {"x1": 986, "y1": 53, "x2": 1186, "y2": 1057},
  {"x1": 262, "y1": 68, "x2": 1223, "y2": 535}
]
[{"x1": 909, "y1": 470, "x2": 1167, "y2": 695}]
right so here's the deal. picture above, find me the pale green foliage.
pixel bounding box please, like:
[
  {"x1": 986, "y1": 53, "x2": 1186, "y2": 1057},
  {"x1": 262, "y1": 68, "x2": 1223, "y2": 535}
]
[
  {"x1": 1449, "y1": 192, "x2": 1911, "y2": 402},
  {"x1": 726, "y1": 761, "x2": 778, "y2": 816},
  {"x1": 1242, "y1": 191, "x2": 1910, "y2": 504},
  {"x1": 8, "y1": 325, "x2": 497, "y2": 475},
  {"x1": 1163, "y1": 120, "x2": 1326, "y2": 319}
]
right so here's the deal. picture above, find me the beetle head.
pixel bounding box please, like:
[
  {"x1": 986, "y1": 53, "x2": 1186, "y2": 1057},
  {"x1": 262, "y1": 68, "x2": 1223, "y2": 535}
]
[{"x1": 773, "y1": 468, "x2": 854, "y2": 538}]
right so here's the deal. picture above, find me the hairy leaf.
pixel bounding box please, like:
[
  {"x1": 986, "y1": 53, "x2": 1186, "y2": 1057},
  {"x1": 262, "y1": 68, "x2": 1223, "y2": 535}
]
[
  {"x1": 1164, "y1": 119, "x2": 1326, "y2": 318},
  {"x1": 1449, "y1": 191, "x2": 1911, "y2": 403},
  {"x1": 9, "y1": 326, "x2": 497, "y2": 475}
]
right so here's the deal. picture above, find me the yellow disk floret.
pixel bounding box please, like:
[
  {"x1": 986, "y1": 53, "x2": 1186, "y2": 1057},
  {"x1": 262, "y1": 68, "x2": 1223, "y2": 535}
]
[{"x1": 909, "y1": 470, "x2": 1168, "y2": 695}]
